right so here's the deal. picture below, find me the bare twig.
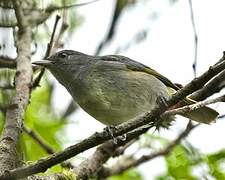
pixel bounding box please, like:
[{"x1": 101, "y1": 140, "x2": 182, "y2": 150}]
[
  {"x1": 23, "y1": 126, "x2": 55, "y2": 154},
  {"x1": 23, "y1": 126, "x2": 73, "y2": 169},
  {"x1": 0, "y1": 56, "x2": 16, "y2": 69},
  {"x1": 75, "y1": 138, "x2": 136, "y2": 179},
  {"x1": 99, "y1": 122, "x2": 197, "y2": 178},
  {"x1": 218, "y1": 114, "x2": 225, "y2": 119},
  {"x1": 188, "y1": 0, "x2": 198, "y2": 77},
  {"x1": 0, "y1": 84, "x2": 15, "y2": 90},
  {"x1": 191, "y1": 69, "x2": 225, "y2": 101},
  {"x1": 0, "y1": 22, "x2": 17, "y2": 28},
  {"x1": 46, "y1": 0, "x2": 101, "y2": 12},
  {"x1": 164, "y1": 94, "x2": 224, "y2": 117},
  {"x1": 32, "y1": 15, "x2": 61, "y2": 88}
]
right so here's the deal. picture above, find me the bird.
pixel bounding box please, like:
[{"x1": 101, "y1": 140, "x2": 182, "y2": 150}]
[{"x1": 33, "y1": 50, "x2": 219, "y2": 128}]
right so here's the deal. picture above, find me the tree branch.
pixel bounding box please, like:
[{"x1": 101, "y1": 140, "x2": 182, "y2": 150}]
[
  {"x1": 99, "y1": 122, "x2": 197, "y2": 178},
  {"x1": 191, "y1": 69, "x2": 225, "y2": 101},
  {"x1": 0, "y1": 56, "x2": 16, "y2": 69},
  {"x1": 23, "y1": 126, "x2": 55, "y2": 154},
  {"x1": 0, "y1": 0, "x2": 33, "y2": 174},
  {"x1": 32, "y1": 15, "x2": 61, "y2": 88},
  {"x1": 164, "y1": 94, "x2": 224, "y2": 117},
  {"x1": 188, "y1": 0, "x2": 198, "y2": 77},
  {"x1": 74, "y1": 138, "x2": 136, "y2": 179},
  {"x1": 23, "y1": 126, "x2": 73, "y2": 169},
  {"x1": 45, "y1": 0, "x2": 100, "y2": 12}
]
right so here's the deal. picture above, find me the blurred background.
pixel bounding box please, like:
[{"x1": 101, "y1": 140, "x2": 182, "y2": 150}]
[{"x1": 1, "y1": 0, "x2": 225, "y2": 179}]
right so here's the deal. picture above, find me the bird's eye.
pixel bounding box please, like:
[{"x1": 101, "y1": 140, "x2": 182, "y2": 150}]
[{"x1": 59, "y1": 52, "x2": 68, "y2": 58}]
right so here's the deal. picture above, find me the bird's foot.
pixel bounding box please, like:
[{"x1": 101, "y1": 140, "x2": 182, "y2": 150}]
[
  {"x1": 156, "y1": 96, "x2": 168, "y2": 107},
  {"x1": 104, "y1": 125, "x2": 118, "y2": 144}
]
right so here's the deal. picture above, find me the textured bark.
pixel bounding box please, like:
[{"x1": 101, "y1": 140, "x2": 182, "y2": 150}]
[{"x1": 0, "y1": 0, "x2": 32, "y2": 174}]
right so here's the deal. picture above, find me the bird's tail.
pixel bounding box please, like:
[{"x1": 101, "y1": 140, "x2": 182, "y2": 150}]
[{"x1": 178, "y1": 98, "x2": 219, "y2": 124}]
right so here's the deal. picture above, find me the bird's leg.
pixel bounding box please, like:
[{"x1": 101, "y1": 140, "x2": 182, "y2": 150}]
[
  {"x1": 120, "y1": 133, "x2": 127, "y2": 141},
  {"x1": 104, "y1": 125, "x2": 118, "y2": 144},
  {"x1": 154, "y1": 96, "x2": 171, "y2": 129},
  {"x1": 104, "y1": 126, "x2": 128, "y2": 144},
  {"x1": 156, "y1": 96, "x2": 168, "y2": 107}
]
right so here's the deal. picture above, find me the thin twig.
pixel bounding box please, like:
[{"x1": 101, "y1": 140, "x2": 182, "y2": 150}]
[
  {"x1": 191, "y1": 69, "x2": 225, "y2": 101},
  {"x1": 46, "y1": 0, "x2": 101, "y2": 12},
  {"x1": 0, "y1": 84, "x2": 15, "y2": 90},
  {"x1": 164, "y1": 94, "x2": 224, "y2": 117},
  {"x1": 32, "y1": 15, "x2": 61, "y2": 88},
  {"x1": 23, "y1": 126, "x2": 74, "y2": 169},
  {"x1": 188, "y1": 0, "x2": 198, "y2": 77},
  {"x1": 23, "y1": 126, "x2": 55, "y2": 154},
  {"x1": 0, "y1": 56, "x2": 16, "y2": 69}
]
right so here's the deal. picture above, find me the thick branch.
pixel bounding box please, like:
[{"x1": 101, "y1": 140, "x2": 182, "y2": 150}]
[
  {"x1": 0, "y1": 0, "x2": 32, "y2": 174},
  {"x1": 191, "y1": 70, "x2": 225, "y2": 101},
  {"x1": 0, "y1": 53, "x2": 224, "y2": 179},
  {"x1": 75, "y1": 138, "x2": 136, "y2": 179}
]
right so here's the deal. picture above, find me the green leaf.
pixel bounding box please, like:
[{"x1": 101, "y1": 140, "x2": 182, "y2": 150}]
[
  {"x1": 162, "y1": 145, "x2": 197, "y2": 180},
  {"x1": 109, "y1": 169, "x2": 143, "y2": 180}
]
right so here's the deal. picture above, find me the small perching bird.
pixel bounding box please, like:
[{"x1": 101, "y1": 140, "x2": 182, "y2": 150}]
[{"x1": 33, "y1": 50, "x2": 219, "y2": 128}]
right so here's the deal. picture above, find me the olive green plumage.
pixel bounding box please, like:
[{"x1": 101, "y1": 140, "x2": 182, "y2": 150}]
[{"x1": 33, "y1": 50, "x2": 219, "y2": 126}]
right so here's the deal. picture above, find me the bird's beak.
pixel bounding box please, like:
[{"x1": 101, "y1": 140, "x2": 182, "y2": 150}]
[{"x1": 32, "y1": 60, "x2": 52, "y2": 67}]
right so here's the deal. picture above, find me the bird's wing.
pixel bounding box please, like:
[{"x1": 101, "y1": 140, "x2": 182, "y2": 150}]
[{"x1": 100, "y1": 55, "x2": 179, "y2": 90}]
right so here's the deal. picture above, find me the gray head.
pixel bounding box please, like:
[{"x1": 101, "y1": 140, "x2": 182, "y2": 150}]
[
  {"x1": 34, "y1": 50, "x2": 92, "y2": 68},
  {"x1": 33, "y1": 50, "x2": 94, "y2": 88}
]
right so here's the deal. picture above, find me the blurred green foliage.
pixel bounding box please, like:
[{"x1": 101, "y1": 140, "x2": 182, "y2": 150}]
[
  {"x1": 109, "y1": 169, "x2": 143, "y2": 180},
  {"x1": 23, "y1": 79, "x2": 64, "y2": 161},
  {"x1": 21, "y1": 78, "x2": 65, "y2": 173},
  {"x1": 156, "y1": 143, "x2": 225, "y2": 180}
]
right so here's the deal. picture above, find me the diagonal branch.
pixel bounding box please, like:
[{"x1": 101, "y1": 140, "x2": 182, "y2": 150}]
[
  {"x1": 191, "y1": 69, "x2": 225, "y2": 101},
  {"x1": 99, "y1": 122, "x2": 197, "y2": 178},
  {"x1": 74, "y1": 138, "x2": 136, "y2": 179},
  {"x1": 45, "y1": 0, "x2": 101, "y2": 12},
  {"x1": 23, "y1": 126, "x2": 55, "y2": 154},
  {"x1": 23, "y1": 126, "x2": 73, "y2": 169},
  {"x1": 32, "y1": 15, "x2": 61, "y2": 88}
]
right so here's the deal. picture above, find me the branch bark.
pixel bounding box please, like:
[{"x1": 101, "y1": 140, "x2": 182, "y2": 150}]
[
  {"x1": 0, "y1": 0, "x2": 32, "y2": 174},
  {"x1": 99, "y1": 122, "x2": 197, "y2": 178}
]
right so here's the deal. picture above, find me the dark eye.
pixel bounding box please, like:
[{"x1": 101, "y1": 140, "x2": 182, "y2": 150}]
[{"x1": 59, "y1": 52, "x2": 68, "y2": 58}]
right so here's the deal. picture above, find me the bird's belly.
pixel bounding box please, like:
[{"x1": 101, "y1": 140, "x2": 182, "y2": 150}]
[{"x1": 72, "y1": 71, "x2": 170, "y2": 125}]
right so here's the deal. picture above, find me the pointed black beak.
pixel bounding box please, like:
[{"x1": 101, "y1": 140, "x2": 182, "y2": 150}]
[{"x1": 32, "y1": 60, "x2": 52, "y2": 67}]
